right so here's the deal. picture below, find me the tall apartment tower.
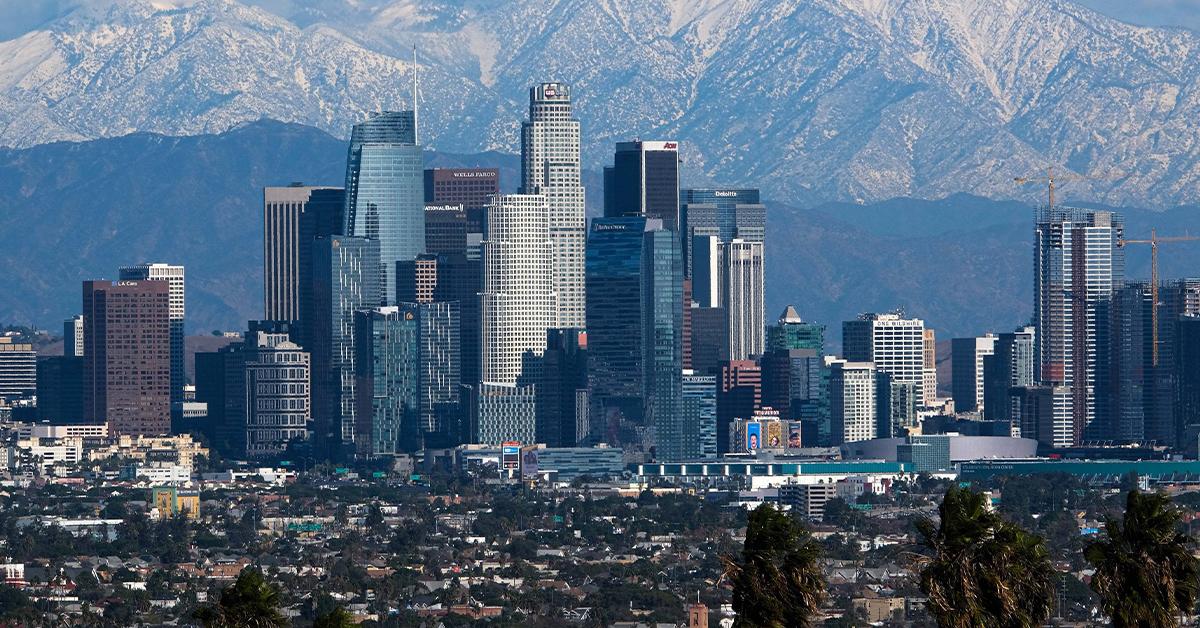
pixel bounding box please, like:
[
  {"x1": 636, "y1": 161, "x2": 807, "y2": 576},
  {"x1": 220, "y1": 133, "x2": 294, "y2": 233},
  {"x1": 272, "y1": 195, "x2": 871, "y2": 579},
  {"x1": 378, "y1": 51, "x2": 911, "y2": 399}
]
[
  {"x1": 604, "y1": 141, "x2": 681, "y2": 229},
  {"x1": 64, "y1": 315, "x2": 84, "y2": 357},
  {"x1": 344, "y1": 111, "x2": 424, "y2": 303},
  {"x1": 951, "y1": 334, "x2": 997, "y2": 413},
  {"x1": 642, "y1": 227, "x2": 686, "y2": 460},
  {"x1": 844, "y1": 312, "x2": 928, "y2": 406},
  {"x1": 310, "y1": 235, "x2": 382, "y2": 455},
  {"x1": 521, "y1": 83, "x2": 586, "y2": 328},
  {"x1": 829, "y1": 359, "x2": 877, "y2": 445},
  {"x1": 82, "y1": 280, "x2": 171, "y2": 436},
  {"x1": 119, "y1": 263, "x2": 184, "y2": 404},
  {"x1": 262, "y1": 184, "x2": 344, "y2": 324},
  {"x1": 480, "y1": 194, "x2": 556, "y2": 386},
  {"x1": 722, "y1": 240, "x2": 765, "y2": 361},
  {"x1": 1034, "y1": 208, "x2": 1123, "y2": 446}
]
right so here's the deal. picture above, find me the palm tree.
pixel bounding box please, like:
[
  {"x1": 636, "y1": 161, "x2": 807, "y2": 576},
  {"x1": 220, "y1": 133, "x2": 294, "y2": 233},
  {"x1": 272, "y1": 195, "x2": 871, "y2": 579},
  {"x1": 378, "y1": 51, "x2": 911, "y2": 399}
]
[
  {"x1": 723, "y1": 503, "x2": 826, "y2": 627},
  {"x1": 1085, "y1": 489, "x2": 1199, "y2": 627},
  {"x1": 193, "y1": 567, "x2": 289, "y2": 628},
  {"x1": 915, "y1": 485, "x2": 1054, "y2": 627}
]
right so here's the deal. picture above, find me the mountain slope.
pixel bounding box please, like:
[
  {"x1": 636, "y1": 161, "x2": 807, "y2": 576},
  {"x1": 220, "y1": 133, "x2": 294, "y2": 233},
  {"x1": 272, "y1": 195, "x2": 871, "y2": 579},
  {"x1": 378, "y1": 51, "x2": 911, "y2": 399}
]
[
  {"x1": 1, "y1": 120, "x2": 1195, "y2": 339},
  {"x1": 1, "y1": 0, "x2": 1200, "y2": 207}
]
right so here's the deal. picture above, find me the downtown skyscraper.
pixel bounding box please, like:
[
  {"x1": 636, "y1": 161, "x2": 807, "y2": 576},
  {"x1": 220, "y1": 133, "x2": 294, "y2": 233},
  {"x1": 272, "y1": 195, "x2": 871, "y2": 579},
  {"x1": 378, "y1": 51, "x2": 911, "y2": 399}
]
[
  {"x1": 1034, "y1": 208, "x2": 1123, "y2": 447},
  {"x1": 344, "y1": 111, "x2": 424, "y2": 303},
  {"x1": 118, "y1": 263, "x2": 185, "y2": 406},
  {"x1": 521, "y1": 83, "x2": 586, "y2": 328},
  {"x1": 480, "y1": 194, "x2": 556, "y2": 387}
]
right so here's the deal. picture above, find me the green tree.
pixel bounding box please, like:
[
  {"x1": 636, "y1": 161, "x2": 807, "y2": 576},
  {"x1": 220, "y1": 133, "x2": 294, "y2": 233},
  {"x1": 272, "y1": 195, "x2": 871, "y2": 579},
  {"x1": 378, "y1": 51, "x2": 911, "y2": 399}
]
[
  {"x1": 314, "y1": 606, "x2": 356, "y2": 628},
  {"x1": 723, "y1": 503, "x2": 826, "y2": 628},
  {"x1": 193, "y1": 567, "x2": 289, "y2": 628},
  {"x1": 1085, "y1": 490, "x2": 1199, "y2": 627},
  {"x1": 915, "y1": 486, "x2": 1054, "y2": 627}
]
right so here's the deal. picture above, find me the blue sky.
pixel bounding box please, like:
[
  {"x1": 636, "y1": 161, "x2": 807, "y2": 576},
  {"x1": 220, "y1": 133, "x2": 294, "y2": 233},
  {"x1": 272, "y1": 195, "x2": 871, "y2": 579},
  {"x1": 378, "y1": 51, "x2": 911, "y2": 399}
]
[{"x1": 0, "y1": 0, "x2": 1198, "y2": 41}]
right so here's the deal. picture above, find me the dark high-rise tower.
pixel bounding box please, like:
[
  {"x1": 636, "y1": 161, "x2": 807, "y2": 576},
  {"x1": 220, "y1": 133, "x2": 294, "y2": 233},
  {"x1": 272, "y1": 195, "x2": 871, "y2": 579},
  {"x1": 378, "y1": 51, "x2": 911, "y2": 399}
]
[
  {"x1": 537, "y1": 329, "x2": 588, "y2": 447},
  {"x1": 344, "y1": 112, "x2": 424, "y2": 303},
  {"x1": 604, "y1": 141, "x2": 680, "y2": 229},
  {"x1": 263, "y1": 184, "x2": 344, "y2": 327},
  {"x1": 82, "y1": 279, "x2": 171, "y2": 435},
  {"x1": 586, "y1": 216, "x2": 650, "y2": 445}
]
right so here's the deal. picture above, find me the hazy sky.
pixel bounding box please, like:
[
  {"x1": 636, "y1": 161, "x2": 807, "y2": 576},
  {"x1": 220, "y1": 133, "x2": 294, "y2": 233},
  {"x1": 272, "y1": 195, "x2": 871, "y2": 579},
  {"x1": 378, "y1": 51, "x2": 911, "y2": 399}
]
[{"x1": 1075, "y1": 0, "x2": 1200, "y2": 31}]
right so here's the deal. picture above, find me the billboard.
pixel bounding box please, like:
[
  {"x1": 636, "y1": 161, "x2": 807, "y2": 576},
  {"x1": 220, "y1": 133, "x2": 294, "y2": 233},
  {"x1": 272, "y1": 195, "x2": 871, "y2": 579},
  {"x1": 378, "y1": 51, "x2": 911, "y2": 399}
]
[
  {"x1": 501, "y1": 442, "x2": 521, "y2": 470},
  {"x1": 745, "y1": 422, "x2": 761, "y2": 451},
  {"x1": 786, "y1": 422, "x2": 804, "y2": 451},
  {"x1": 521, "y1": 448, "x2": 540, "y2": 480},
  {"x1": 766, "y1": 421, "x2": 783, "y2": 449}
]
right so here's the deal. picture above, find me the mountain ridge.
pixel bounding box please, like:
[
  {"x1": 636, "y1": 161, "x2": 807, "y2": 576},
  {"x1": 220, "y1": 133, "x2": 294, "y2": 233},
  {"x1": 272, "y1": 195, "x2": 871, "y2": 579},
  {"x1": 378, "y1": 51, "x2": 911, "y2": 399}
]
[
  {"x1": 1, "y1": 0, "x2": 1200, "y2": 206},
  {"x1": 1, "y1": 119, "x2": 1196, "y2": 341}
]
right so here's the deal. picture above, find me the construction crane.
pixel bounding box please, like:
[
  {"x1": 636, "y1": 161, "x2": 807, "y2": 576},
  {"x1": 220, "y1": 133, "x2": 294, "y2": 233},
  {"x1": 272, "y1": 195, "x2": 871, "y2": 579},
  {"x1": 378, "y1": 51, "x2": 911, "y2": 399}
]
[
  {"x1": 1013, "y1": 167, "x2": 1124, "y2": 210},
  {"x1": 1118, "y1": 229, "x2": 1200, "y2": 365},
  {"x1": 1013, "y1": 167, "x2": 1088, "y2": 210}
]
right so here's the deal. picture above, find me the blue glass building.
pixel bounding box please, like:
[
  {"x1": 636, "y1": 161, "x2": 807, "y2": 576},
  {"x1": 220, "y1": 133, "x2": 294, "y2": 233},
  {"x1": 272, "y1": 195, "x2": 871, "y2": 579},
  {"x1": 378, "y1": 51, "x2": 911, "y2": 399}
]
[
  {"x1": 310, "y1": 235, "x2": 381, "y2": 458},
  {"x1": 643, "y1": 228, "x2": 686, "y2": 461},
  {"x1": 586, "y1": 217, "x2": 649, "y2": 446},
  {"x1": 679, "y1": 188, "x2": 765, "y2": 277},
  {"x1": 344, "y1": 111, "x2": 425, "y2": 303},
  {"x1": 355, "y1": 306, "x2": 420, "y2": 455},
  {"x1": 355, "y1": 302, "x2": 461, "y2": 455}
]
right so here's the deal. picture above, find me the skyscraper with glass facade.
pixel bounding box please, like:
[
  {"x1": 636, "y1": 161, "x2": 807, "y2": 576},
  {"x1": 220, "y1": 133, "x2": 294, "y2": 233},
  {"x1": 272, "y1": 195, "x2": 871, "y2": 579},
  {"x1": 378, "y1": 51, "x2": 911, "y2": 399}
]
[
  {"x1": 521, "y1": 83, "x2": 586, "y2": 328},
  {"x1": 982, "y1": 326, "x2": 1036, "y2": 428},
  {"x1": 682, "y1": 371, "x2": 718, "y2": 459},
  {"x1": 721, "y1": 239, "x2": 765, "y2": 361},
  {"x1": 586, "y1": 217, "x2": 650, "y2": 445},
  {"x1": 344, "y1": 111, "x2": 424, "y2": 303},
  {"x1": 311, "y1": 235, "x2": 381, "y2": 456},
  {"x1": 355, "y1": 306, "x2": 420, "y2": 455},
  {"x1": 643, "y1": 227, "x2": 686, "y2": 460},
  {"x1": 679, "y1": 188, "x2": 765, "y2": 277},
  {"x1": 604, "y1": 141, "x2": 681, "y2": 229},
  {"x1": 1034, "y1": 208, "x2": 1123, "y2": 447}
]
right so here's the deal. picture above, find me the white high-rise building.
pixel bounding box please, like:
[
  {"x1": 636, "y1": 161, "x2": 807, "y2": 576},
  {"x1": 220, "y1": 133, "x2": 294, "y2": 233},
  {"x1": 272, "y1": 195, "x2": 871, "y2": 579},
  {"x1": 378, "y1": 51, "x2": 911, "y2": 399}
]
[
  {"x1": 1034, "y1": 208, "x2": 1123, "y2": 447},
  {"x1": 721, "y1": 239, "x2": 765, "y2": 361},
  {"x1": 481, "y1": 194, "x2": 556, "y2": 386},
  {"x1": 922, "y1": 329, "x2": 938, "y2": 405},
  {"x1": 829, "y1": 358, "x2": 877, "y2": 445},
  {"x1": 843, "y1": 312, "x2": 927, "y2": 405},
  {"x1": 119, "y1": 263, "x2": 185, "y2": 404},
  {"x1": 521, "y1": 82, "x2": 586, "y2": 328}
]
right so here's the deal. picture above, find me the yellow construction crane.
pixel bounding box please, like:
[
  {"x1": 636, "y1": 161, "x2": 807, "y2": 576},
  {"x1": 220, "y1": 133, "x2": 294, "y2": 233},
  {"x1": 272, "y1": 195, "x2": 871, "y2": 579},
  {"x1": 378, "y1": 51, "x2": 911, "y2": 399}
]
[
  {"x1": 1118, "y1": 229, "x2": 1200, "y2": 365},
  {"x1": 1013, "y1": 167, "x2": 1089, "y2": 210}
]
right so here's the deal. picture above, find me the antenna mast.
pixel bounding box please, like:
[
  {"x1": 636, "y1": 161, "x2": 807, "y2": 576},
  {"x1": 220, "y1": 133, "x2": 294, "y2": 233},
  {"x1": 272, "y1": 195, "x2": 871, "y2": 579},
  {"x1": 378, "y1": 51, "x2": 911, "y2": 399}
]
[{"x1": 412, "y1": 45, "x2": 419, "y2": 144}]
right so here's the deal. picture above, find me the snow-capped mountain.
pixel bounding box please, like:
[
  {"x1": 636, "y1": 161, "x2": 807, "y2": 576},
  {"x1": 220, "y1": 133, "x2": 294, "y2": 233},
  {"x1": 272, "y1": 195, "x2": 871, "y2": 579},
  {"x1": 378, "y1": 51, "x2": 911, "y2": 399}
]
[{"x1": 2, "y1": 0, "x2": 1199, "y2": 206}]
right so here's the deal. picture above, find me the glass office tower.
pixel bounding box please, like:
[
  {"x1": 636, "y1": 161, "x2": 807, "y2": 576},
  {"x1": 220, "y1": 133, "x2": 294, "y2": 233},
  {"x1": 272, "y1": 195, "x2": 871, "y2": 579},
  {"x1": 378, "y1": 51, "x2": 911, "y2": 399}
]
[
  {"x1": 344, "y1": 111, "x2": 424, "y2": 303},
  {"x1": 586, "y1": 216, "x2": 650, "y2": 446},
  {"x1": 642, "y1": 227, "x2": 686, "y2": 460}
]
